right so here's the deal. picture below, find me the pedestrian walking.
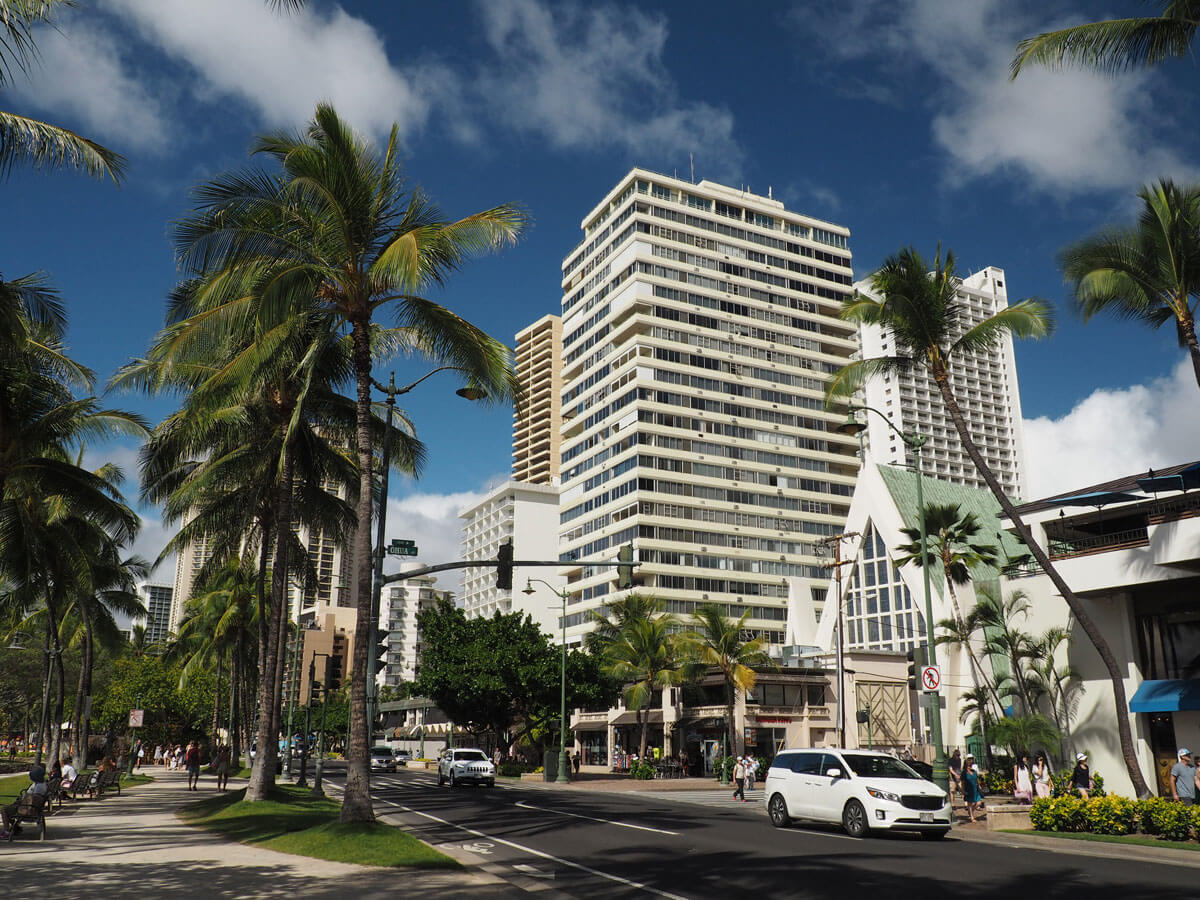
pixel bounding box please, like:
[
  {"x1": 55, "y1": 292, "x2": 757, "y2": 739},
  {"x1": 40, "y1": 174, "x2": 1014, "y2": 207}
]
[
  {"x1": 962, "y1": 753, "x2": 984, "y2": 823},
  {"x1": 214, "y1": 744, "x2": 231, "y2": 792},
  {"x1": 572, "y1": 751, "x2": 581, "y2": 775},
  {"x1": 1071, "y1": 753, "x2": 1091, "y2": 799},
  {"x1": 1013, "y1": 754, "x2": 1033, "y2": 803},
  {"x1": 732, "y1": 756, "x2": 747, "y2": 802},
  {"x1": 746, "y1": 755, "x2": 758, "y2": 789},
  {"x1": 1171, "y1": 748, "x2": 1197, "y2": 806},
  {"x1": 154, "y1": 744, "x2": 164, "y2": 767},
  {"x1": 185, "y1": 741, "x2": 202, "y2": 791},
  {"x1": 948, "y1": 749, "x2": 963, "y2": 804},
  {"x1": 1032, "y1": 752, "x2": 1052, "y2": 798},
  {"x1": 135, "y1": 740, "x2": 145, "y2": 770}
]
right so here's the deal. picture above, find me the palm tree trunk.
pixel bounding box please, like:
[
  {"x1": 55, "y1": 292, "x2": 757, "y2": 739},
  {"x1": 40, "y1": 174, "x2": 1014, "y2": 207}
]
[
  {"x1": 231, "y1": 639, "x2": 242, "y2": 766},
  {"x1": 725, "y1": 679, "x2": 737, "y2": 759},
  {"x1": 71, "y1": 625, "x2": 87, "y2": 768},
  {"x1": 74, "y1": 616, "x2": 94, "y2": 770},
  {"x1": 49, "y1": 632, "x2": 65, "y2": 766},
  {"x1": 342, "y1": 317, "x2": 376, "y2": 824},
  {"x1": 637, "y1": 705, "x2": 648, "y2": 761},
  {"x1": 212, "y1": 654, "x2": 223, "y2": 751},
  {"x1": 932, "y1": 369, "x2": 1152, "y2": 797},
  {"x1": 246, "y1": 455, "x2": 294, "y2": 802},
  {"x1": 1180, "y1": 313, "x2": 1200, "y2": 391}
]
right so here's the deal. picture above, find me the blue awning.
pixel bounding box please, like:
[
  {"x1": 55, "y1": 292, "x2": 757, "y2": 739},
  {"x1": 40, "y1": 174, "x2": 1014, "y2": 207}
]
[
  {"x1": 1128, "y1": 679, "x2": 1200, "y2": 713},
  {"x1": 1045, "y1": 490, "x2": 1144, "y2": 508},
  {"x1": 1136, "y1": 463, "x2": 1200, "y2": 494}
]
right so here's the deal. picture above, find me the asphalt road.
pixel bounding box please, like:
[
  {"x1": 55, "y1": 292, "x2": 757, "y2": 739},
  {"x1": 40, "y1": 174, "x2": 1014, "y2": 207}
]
[{"x1": 322, "y1": 766, "x2": 1197, "y2": 899}]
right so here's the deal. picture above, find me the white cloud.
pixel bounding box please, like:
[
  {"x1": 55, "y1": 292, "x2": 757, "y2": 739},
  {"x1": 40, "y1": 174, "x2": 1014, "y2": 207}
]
[
  {"x1": 9, "y1": 22, "x2": 170, "y2": 151},
  {"x1": 793, "y1": 0, "x2": 1197, "y2": 193},
  {"x1": 1023, "y1": 360, "x2": 1200, "y2": 498},
  {"x1": 381, "y1": 473, "x2": 509, "y2": 591},
  {"x1": 474, "y1": 0, "x2": 742, "y2": 169},
  {"x1": 101, "y1": 0, "x2": 434, "y2": 140}
]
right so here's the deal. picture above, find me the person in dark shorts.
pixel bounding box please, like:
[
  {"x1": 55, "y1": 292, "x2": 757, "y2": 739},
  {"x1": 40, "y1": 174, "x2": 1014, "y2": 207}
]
[{"x1": 185, "y1": 741, "x2": 202, "y2": 791}]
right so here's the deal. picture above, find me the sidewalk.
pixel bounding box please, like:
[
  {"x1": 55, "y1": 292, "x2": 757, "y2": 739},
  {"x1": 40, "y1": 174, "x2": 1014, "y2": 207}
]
[{"x1": 0, "y1": 770, "x2": 519, "y2": 898}]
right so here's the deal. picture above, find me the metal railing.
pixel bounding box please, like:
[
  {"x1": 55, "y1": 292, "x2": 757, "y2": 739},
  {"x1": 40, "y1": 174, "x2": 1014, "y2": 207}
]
[{"x1": 1048, "y1": 527, "x2": 1149, "y2": 560}]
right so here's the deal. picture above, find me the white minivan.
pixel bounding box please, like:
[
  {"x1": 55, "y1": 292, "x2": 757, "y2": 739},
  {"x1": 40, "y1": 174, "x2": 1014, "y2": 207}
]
[{"x1": 764, "y1": 748, "x2": 951, "y2": 840}]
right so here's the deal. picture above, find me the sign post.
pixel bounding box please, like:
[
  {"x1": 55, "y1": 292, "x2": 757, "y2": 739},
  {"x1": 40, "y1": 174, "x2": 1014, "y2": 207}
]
[
  {"x1": 920, "y1": 666, "x2": 941, "y2": 693},
  {"x1": 387, "y1": 539, "x2": 418, "y2": 557},
  {"x1": 127, "y1": 707, "x2": 144, "y2": 775}
]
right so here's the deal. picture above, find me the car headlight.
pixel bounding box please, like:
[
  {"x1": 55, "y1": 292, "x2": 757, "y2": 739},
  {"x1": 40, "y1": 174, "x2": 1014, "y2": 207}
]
[{"x1": 866, "y1": 787, "x2": 901, "y2": 803}]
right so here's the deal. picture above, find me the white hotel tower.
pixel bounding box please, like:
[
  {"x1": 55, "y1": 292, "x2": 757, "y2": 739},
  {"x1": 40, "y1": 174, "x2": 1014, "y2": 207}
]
[
  {"x1": 557, "y1": 169, "x2": 861, "y2": 642},
  {"x1": 855, "y1": 266, "x2": 1029, "y2": 500}
]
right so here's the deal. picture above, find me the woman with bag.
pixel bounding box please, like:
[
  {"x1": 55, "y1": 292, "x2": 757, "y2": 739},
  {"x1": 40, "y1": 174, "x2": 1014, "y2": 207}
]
[
  {"x1": 1013, "y1": 754, "x2": 1033, "y2": 803},
  {"x1": 962, "y1": 754, "x2": 985, "y2": 822},
  {"x1": 732, "y1": 757, "x2": 746, "y2": 802},
  {"x1": 1032, "y1": 752, "x2": 1052, "y2": 798}
]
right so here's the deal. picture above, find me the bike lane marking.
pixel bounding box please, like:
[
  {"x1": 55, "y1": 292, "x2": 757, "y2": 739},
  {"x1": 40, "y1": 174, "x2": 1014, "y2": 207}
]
[{"x1": 376, "y1": 797, "x2": 690, "y2": 900}]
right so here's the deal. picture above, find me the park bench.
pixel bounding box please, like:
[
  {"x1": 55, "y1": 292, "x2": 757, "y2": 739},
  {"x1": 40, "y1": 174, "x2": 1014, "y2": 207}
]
[
  {"x1": 81, "y1": 767, "x2": 122, "y2": 800},
  {"x1": 5, "y1": 789, "x2": 47, "y2": 841},
  {"x1": 42, "y1": 775, "x2": 64, "y2": 811}
]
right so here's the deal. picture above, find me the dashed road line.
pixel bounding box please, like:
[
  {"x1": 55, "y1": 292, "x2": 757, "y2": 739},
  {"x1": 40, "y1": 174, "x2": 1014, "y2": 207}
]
[{"x1": 514, "y1": 800, "x2": 681, "y2": 835}]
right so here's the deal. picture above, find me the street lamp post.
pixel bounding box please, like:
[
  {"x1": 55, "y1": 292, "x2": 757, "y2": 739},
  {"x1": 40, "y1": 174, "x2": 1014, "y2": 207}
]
[
  {"x1": 307, "y1": 651, "x2": 333, "y2": 796},
  {"x1": 8, "y1": 632, "x2": 62, "y2": 767},
  {"x1": 817, "y1": 532, "x2": 859, "y2": 748},
  {"x1": 366, "y1": 370, "x2": 486, "y2": 747},
  {"x1": 522, "y1": 578, "x2": 570, "y2": 784},
  {"x1": 837, "y1": 404, "x2": 949, "y2": 793}
]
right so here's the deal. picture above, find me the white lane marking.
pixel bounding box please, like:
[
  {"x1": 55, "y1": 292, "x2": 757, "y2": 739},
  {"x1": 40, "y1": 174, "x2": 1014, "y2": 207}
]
[
  {"x1": 514, "y1": 800, "x2": 681, "y2": 836},
  {"x1": 513, "y1": 863, "x2": 555, "y2": 879},
  {"x1": 377, "y1": 798, "x2": 689, "y2": 900}
]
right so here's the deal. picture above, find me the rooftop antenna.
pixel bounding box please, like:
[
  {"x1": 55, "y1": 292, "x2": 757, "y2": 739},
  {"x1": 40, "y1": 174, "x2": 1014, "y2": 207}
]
[
  {"x1": 769, "y1": 185, "x2": 773, "y2": 200},
  {"x1": 673, "y1": 167, "x2": 678, "y2": 180},
  {"x1": 690, "y1": 152, "x2": 695, "y2": 184}
]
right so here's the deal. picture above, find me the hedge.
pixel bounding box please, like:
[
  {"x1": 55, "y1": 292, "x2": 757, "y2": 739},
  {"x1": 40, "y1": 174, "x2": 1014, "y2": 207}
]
[{"x1": 1029, "y1": 795, "x2": 1199, "y2": 841}]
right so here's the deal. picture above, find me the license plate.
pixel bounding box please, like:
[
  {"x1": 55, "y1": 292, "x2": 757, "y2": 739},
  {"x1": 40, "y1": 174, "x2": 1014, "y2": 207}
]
[{"x1": 920, "y1": 812, "x2": 934, "y2": 823}]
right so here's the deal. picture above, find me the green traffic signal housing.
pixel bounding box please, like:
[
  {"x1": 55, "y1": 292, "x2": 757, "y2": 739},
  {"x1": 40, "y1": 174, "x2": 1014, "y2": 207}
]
[
  {"x1": 906, "y1": 646, "x2": 927, "y2": 691},
  {"x1": 496, "y1": 539, "x2": 514, "y2": 590},
  {"x1": 617, "y1": 543, "x2": 636, "y2": 589}
]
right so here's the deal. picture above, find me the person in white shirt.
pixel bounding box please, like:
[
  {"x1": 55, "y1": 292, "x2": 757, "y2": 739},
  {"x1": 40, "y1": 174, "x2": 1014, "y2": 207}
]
[{"x1": 60, "y1": 760, "x2": 78, "y2": 792}]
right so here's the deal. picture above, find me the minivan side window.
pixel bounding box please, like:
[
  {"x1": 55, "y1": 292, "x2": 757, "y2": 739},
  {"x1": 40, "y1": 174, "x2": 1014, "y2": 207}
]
[
  {"x1": 789, "y1": 752, "x2": 823, "y2": 775},
  {"x1": 819, "y1": 753, "x2": 845, "y2": 777},
  {"x1": 769, "y1": 754, "x2": 797, "y2": 773}
]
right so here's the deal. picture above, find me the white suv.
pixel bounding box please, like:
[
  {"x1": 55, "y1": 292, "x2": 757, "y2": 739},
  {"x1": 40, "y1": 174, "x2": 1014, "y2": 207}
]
[
  {"x1": 438, "y1": 748, "x2": 496, "y2": 788},
  {"x1": 764, "y1": 749, "x2": 951, "y2": 839}
]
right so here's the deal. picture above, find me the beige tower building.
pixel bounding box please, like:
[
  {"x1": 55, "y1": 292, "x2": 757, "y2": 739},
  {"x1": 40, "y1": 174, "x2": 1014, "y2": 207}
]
[
  {"x1": 558, "y1": 168, "x2": 861, "y2": 644},
  {"x1": 512, "y1": 314, "x2": 563, "y2": 485}
]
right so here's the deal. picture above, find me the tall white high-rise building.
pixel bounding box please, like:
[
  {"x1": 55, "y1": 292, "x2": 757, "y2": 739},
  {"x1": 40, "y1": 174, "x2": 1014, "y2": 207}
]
[
  {"x1": 512, "y1": 314, "x2": 563, "y2": 485},
  {"x1": 379, "y1": 566, "x2": 454, "y2": 687},
  {"x1": 557, "y1": 168, "x2": 861, "y2": 643},
  {"x1": 855, "y1": 266, "x2": 1028, "y2": 500},
  {"x1": 459, "y1": 480, "x2": 563, "y2": 636}
]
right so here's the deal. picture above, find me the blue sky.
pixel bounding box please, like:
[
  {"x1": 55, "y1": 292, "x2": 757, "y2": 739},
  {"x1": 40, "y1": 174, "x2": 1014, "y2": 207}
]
[{"x1": 6, "y1": 0, "x2": 1200, "y2": 571}]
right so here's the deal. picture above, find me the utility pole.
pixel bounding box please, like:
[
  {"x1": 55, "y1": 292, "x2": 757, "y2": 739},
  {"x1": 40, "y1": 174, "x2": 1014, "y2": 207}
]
[{"x1": 817, "y1": 532, "x2": 859, "y2": 748}]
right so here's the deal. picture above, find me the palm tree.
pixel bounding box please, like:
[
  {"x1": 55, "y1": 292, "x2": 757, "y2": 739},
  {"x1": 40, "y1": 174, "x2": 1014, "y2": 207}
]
[
  {"x1": 1012, "y1": 2, "x2": 1199, "y2": 78},
  {"x1": 974, "y1": 587, "x2": 1040, "y2": 715},
  {"x1": 0, "y1": 1, "x2": 124, "y2": 181},
  {"x1": 830, "y1": 246, "x2": 1153, "y2": 796},
  {"x1": 171, "y1": 103, "x2": 527, "y2": 822},
  {"x1": 989, "y1": 714, "x2": 1061, "y2": 761},
  {"x1": 1031, "y1": 626, "x2": 1085, "y2": 762},
  {"x1": 598, "y1": 611, "x2": 683, "y2": 761},
  {"x1": 681, "y1": 603, "x2": 773, "y2": 759},
  {"x1": 584, "y1": 593, "x2": 666, "y2": 654},
  {"x1": 1059, "y1": 179, "x2": 1200, "y2": 391},
  {"x1": 894, "y1": 502, "x2": 998, "y2": 626}
]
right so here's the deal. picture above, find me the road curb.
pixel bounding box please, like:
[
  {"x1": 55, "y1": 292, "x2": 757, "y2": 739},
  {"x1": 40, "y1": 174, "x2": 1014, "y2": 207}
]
[{"x1": 952, "y1": 826, "x2": 1200, "y2": 868}]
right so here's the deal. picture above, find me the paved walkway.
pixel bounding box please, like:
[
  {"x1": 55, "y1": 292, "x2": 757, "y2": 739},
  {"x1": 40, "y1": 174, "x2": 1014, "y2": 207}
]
[{"x1": 0, "y1": 771, "x2": 519, "y2": 898}]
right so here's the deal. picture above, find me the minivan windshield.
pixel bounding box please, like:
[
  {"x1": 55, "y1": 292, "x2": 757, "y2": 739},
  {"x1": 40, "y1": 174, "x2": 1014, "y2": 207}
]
[
  {"x1": 841, "y1": 754, "x2": 922, "y2": 779},
  {"x1": 455, "y1": 751, "x2": 487, "y2": 762},
  {"x1": 370, "y1": 747, "x2": 391, "y2": 757}
]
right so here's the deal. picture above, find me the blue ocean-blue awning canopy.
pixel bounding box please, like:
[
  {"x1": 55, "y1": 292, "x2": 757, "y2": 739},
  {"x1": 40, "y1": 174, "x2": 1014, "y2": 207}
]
[{"x1": 1128, "y1": 679, "x2": 1200, "y2": 713}]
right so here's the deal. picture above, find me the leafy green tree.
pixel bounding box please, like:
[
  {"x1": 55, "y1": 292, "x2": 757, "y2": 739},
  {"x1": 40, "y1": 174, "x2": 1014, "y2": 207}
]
[
  {"x1": 1058, "y1": 179, "x2": 1200, "y2": 391},
  {"x1": 0, "y1": 1, "x2": 124, "y2": 180},
  {"x1": 680, "y1": 602, "x2": 773, "y2": 758},
  {"x1": 415, "y1": 600, "x2": 616, "y2": 755},
  {"x1": 172, "y1": 104, "x2": 527, "y2": 823},
  {"x1": 1012, "y1": 2, "x2": 1199, "y2": 78},
  {"x1": 93, "y1": 654, "x2": 216, "y2": 749},
  {"x1": 830, "y1": 245, "x2": 1153, "y2": 797},
  {"x1": 1031, "y1": 626, "x2": 1085, "y2": 762}
]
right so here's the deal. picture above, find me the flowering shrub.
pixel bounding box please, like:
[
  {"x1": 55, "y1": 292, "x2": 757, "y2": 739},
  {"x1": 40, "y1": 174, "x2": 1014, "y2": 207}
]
[
  {"x1": 1138, "y1": 797, "x2": 1193, "y2": 841},
  {"x1": 981, "y1": 770, "x2": 1014, "y2": 794},
  {"x1": 1049, "y1": 770, "x2": 1106, "y2": 798},
  {"x1": 1082, "y1": 795, "x2": 1137, "y2": 836},
  {"x1": 1029, "y1": 795, "x2": 1085, "y2": 832}
]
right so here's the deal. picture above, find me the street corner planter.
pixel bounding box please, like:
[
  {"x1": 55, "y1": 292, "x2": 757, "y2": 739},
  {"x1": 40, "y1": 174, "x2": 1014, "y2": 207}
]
[
  {"x1": 520, "y1": 772, "x2": 543, "y2": 782},
  {"x1": 986, "y1": 804, "x2": 1033, "y2": 831}
]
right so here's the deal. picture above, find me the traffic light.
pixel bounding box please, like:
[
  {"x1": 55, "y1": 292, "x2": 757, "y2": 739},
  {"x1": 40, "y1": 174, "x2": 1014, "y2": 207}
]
[
  {"x1": 309, "y1": 680, "x2": 322, "y2": 704},
  {"x1": 907, "y1": 646, "x2": 927, "y2": 691},
  {"x1": 496, "y1": 539, "x2": 514, "y2": 590},
  {"x1": 616, "y1": 543, "x2": 636, "y2": 589},
  {"x1": 373, "y1": 632, "x2": 389, "y2": 675}
]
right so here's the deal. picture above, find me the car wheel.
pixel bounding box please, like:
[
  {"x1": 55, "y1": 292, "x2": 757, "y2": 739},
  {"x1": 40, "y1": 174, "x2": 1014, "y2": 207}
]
[
  {"x1": 437, "y1": 772, "x2": 445, "y2": 786},
  {"x1": 842, "y1": 799, "x2": 870, "y2": 839},
  {"x1": 486, "y1": 779, "x2": 495, "y2": 788},
  {"x1": 767, "y1": 794, "x2": 791, "y2": 828},
  {"x1": 449, "y1": 772, "x2": 457, "y2": 788},
  {"x1": 921, "y1": 829, "x2": 949, "y2": 841}
]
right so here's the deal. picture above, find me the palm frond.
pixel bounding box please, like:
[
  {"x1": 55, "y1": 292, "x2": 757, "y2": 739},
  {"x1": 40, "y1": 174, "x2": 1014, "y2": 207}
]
[
  {"x1": 1012, "y1": 10, "x2": 1199, "y2": 78},
  {"x1": 0, "y1": 109, "x2": 125, "y2": 182}
]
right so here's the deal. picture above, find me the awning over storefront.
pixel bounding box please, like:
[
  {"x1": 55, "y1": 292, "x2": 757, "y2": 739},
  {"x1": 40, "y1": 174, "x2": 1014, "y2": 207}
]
[
  {"x1": 1129, "y1": 679, "x2": 1200, "y2": 712},
  {"x1": 572, "y1": 719, "x2": 609, "y2": 732},
  {"x1": 612, "y1": 710, "x2": 664, "y2": 727}
]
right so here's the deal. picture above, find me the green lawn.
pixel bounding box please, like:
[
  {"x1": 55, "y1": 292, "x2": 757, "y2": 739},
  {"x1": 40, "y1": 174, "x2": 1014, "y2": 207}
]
[
  {"x1": 180, "y1": 784, "x2": 459, "y2": 868},
  {"x1": 1008, "y1": 830, "x2": 1200, "y2": 852}
]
